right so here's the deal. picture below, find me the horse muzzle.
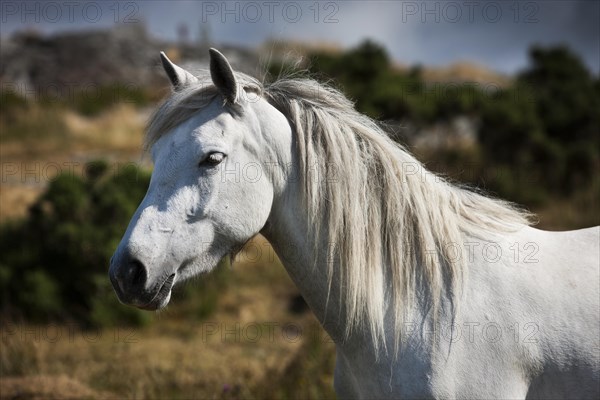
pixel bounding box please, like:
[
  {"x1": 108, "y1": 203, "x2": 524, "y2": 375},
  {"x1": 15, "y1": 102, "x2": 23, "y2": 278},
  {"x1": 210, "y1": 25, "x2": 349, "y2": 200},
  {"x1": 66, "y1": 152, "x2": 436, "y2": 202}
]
[{"x1": 109, "y1": 251, "x2": 176, "y2": 310}]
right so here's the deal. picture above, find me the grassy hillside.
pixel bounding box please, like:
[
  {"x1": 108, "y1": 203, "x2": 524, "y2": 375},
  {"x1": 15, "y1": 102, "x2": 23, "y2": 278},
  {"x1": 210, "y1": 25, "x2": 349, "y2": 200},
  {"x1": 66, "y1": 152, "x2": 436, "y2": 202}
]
[{"x1": 1, "y1": 40, "x2": 598, "y2": 399}]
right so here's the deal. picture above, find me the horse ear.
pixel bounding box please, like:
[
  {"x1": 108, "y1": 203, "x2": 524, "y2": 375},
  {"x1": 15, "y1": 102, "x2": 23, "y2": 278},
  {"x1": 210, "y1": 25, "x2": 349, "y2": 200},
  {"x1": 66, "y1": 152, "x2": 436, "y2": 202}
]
[
  {"x1": 209, "y1": 48, "x2": 238, "y2": 104},
  {"x1": 160, "y1": 51, "x2": 198, "y2": 90}
]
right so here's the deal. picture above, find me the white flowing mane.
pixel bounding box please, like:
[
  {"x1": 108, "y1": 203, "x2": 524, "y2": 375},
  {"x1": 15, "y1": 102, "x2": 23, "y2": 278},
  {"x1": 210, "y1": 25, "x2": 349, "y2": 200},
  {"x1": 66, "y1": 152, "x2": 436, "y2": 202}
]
[{"x1": 146, "y1": 72, "x2": 533, "y2": 352}]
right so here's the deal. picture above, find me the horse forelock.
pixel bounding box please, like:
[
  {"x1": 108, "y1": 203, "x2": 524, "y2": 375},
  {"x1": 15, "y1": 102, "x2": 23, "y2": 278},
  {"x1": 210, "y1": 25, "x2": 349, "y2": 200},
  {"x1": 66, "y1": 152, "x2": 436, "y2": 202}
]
[{"x1": 145, "y1": 71, "x2": 262, "y2": 152}]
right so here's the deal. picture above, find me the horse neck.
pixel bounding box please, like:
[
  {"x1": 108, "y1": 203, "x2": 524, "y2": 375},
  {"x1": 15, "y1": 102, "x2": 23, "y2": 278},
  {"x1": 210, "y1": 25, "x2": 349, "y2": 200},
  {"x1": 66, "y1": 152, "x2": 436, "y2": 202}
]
[
  {"x1": 256, "y1": 101, "x2": 415, "y2": 351},
  {"x1": 261, "y1": 183, "x2": 350, "y2": 343},
  {"x1": 261, "y1": 165, "x2": 422, "y2": 357},
  {"x1": 251, "y1": 113, "x2": 341, "y2": 342}
]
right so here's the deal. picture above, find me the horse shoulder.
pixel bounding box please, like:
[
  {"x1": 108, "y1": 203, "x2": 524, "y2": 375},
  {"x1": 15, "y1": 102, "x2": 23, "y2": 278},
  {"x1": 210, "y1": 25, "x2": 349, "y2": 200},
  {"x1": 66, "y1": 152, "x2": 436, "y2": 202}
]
[{"x1": 454, "y1": 226, "x2": 600, "y2": 397}]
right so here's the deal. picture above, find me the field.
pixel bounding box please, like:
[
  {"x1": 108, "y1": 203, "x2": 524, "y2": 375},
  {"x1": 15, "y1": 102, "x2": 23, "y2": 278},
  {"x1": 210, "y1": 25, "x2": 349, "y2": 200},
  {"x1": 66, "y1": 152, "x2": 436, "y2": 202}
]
[
  {"x1": 2, "y1": 103, "x2": 596, "y2": 400},
  {"x1": 1, "y1": 239, "x2": 337, "y2": 399},
  {"x1": 0, "y1": 104, "x2": 338, "y2": 399},
  {"x1": 1, "y1": 41, "x2": 598, "y2": 398}
]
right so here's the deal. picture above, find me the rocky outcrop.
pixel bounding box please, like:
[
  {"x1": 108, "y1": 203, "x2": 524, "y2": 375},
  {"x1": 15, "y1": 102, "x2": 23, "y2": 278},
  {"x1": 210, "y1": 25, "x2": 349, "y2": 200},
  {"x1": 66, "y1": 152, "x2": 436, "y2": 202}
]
[
  {"x1": 0, "y1": 25, "x2": 261, "y2": 99},
  {"x1": 0, "y1": 24, "x2": 169, "y2": 97}
]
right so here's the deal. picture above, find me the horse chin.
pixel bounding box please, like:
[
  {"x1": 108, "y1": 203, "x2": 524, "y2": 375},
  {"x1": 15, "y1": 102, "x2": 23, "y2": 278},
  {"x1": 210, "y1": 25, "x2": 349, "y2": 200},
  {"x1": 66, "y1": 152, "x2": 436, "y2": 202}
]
[
  {"x1": 138, "y1": 290, "x2": 171, "y2": 311},
  {"x1": 138, "y1": 273, "x2": 175, "y2": 311}
]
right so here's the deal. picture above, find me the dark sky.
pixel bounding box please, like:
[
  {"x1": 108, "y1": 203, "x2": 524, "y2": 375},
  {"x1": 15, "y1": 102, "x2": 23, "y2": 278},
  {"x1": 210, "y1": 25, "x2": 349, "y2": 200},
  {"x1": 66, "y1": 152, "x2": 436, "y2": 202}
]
[{"x1": 1, "y1": 0, "x2": 598, "y2": 74}]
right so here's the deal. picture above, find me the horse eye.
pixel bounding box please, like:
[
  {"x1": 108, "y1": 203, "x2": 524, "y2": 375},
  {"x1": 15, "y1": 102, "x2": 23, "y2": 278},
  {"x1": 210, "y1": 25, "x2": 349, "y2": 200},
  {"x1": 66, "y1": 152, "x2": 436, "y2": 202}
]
[{"x1": 200, "y1": 152, "x2": 226, "y2": 167}]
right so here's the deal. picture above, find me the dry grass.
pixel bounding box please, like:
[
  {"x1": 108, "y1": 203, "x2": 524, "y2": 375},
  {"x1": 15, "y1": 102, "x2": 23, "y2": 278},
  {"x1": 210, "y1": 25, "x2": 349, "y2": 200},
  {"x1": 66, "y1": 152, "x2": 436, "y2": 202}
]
[
  {"x1": 0, "y1": 105, "x2": 337, "y2": 399},
  {"x1": 62, "y1": 104, "x2": 148, "y2": 154},
  {"x1": 535, "y1": 179, "x2": 600, "y2": 230},
  {"x1": 0, "y1": 185, "x2": 44, "y2": 222},
  {"x1": 0, "y1": 237, "x2": 337, "y2": 399},
  {"x1": 1, "y1": 374, "x2": 116, "y2": 400},
  {"x1": 0, "y1": 105, "x2": 150, "y2": 222},
  {"x1": 1, "y1": 104, "x2": 147, "y2": 161},
  {"x1": 1, "y1": 101, "x2": 595, "y2": 399}
]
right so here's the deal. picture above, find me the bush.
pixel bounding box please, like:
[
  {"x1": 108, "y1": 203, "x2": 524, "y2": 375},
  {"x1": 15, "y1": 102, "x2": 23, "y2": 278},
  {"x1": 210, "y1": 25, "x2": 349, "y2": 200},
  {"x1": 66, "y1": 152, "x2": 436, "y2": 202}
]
[
  {"x1": 89, "y1": 275, "x2": 152, "y2": 328},
  {"x1": 19, "y1": 270, "x2": 62, "y2": 319},
  {"x1": 0, "y1": 101, "x2": 68, "y2": 142},
  {"x1": 478, "y1": 46, "x2": 600, "y2": 202},
  {"x1": 0, "y1": 161, "x2": 152, "y2": 327},
  {"x1": 69, "y1": 84, "x2": 152, "y2": 116},
  {"x1": 300, "y1": 41, "x2": 599, "y2": 206},
  {"x1": 176, "y1": 257, "x2": 232, "y2": 319},
  {"x1": 0, "y1": 89, "x2": 28, "y2": 113}
]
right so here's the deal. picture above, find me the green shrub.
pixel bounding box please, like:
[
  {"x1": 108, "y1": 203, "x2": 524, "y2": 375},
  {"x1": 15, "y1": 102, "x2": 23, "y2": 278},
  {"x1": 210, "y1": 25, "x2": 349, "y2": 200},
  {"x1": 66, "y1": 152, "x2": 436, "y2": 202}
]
[
  {"x1": 0, "y1": 102, "x2": 68, "y2": 142},
  {"x1": 89, "y1": 275, "x2": 152, "y2": 328},
  {"x1": 176, "y1": 257, "x2": 232, "y2": 320},
  {"x1": 0, "y1": 161, "x2": 152, "y2": 327},
  {"x1": 69, "y1": 84, "x2": 152, "y2": 116},
  {"x1": 0, "y1": 89, "x2": 28, "y2": 112},
  {"x1": 478, "y1": 46, "x2": 600, "y2": 202},
  {"x1": 1, "y1": 159, "x2": 233, "y2": 327},
  {"x1": 19, "y1": 269, "x2": 62, "y2": 319},
  {"x1": 295, "y1": 41, "x2": 599, "y2": 207}
]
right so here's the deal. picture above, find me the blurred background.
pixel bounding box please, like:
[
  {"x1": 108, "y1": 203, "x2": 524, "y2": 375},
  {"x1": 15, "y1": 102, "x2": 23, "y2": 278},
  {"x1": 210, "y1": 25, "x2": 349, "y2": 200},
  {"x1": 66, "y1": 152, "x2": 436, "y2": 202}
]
[{"x1": 1, "y1": 1, "x2": 598, "y2": 398}]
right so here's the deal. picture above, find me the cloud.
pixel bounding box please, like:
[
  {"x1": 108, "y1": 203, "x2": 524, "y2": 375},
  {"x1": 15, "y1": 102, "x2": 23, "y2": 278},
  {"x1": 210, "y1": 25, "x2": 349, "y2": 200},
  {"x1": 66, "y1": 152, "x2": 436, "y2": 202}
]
[{"x1": 1, "y1": 0, "x2": 597, "y2": 74}]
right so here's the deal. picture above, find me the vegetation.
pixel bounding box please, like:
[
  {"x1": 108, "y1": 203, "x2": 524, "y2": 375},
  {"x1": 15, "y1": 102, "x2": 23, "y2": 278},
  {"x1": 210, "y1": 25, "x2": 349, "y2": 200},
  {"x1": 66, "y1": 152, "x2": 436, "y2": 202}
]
[
  {"x1": 0, "y1": 161, "x2": 150, "y2": 326},
  {"x1": 293, "y1": 41, "x2": 600, "y2": 207},
  {"x1": 1, "y1": 40, "x2": 598, "y2": 327},
  {"x1": 480, "y1": 46, "x2": 600, "y2": 200},
  {"x1": 0, "y1": 40, "x2": 597, "y2": 398},
  {"x1": 67, "y1": 83, "x2": 155, "y2": 117},
  {"x1": 0, "y1": 84, "x2": 155, "y2": 141},
  {"x1": 0, "y1": 161, "x2": 231, "y2": 328}
]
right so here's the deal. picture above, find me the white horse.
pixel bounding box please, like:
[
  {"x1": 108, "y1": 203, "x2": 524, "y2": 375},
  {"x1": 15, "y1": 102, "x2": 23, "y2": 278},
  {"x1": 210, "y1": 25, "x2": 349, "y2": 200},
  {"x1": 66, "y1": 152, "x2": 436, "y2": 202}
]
[{"x1": 109, "y1": 48, "x2": 600, "y2": 398}]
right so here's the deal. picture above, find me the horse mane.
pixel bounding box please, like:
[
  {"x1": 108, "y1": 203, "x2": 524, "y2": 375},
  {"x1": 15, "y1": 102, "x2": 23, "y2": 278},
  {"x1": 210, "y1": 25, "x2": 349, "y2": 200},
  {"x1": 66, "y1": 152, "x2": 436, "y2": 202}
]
[{"x1": 146, "y1": 71, "x2": 533, "y2": 353}]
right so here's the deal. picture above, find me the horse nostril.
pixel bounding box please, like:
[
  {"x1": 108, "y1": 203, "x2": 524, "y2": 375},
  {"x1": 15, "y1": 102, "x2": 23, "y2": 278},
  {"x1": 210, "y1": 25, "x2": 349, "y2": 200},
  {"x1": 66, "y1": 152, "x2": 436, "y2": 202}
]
[{"x1": 129, "y1": 258, "x2": 147, "y2": 287}]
